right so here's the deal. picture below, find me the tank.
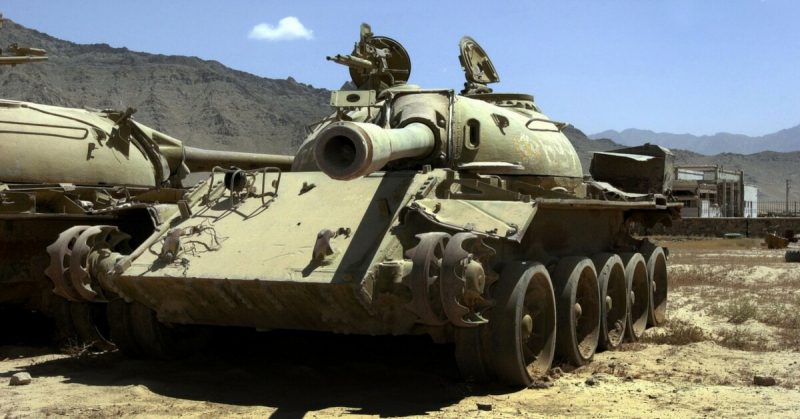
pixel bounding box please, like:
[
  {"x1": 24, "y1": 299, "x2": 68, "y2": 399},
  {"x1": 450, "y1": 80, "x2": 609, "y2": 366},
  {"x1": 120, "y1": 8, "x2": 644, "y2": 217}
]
[
  {"x1": 0, "y1": 101, "x2": 292, "y2": 348},
  {"x1": 43, "y1": 24, "x2": 679, "y2": 385},
  {"x1": 0, "y1": 16, "x2": 294, "y2": 347}
]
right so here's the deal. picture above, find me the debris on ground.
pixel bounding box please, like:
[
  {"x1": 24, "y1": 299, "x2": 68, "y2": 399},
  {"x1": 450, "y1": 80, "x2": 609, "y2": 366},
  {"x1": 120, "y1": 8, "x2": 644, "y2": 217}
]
[
  {"x1": 528, "y1": 381, "x2": 554, "y2": 390},
  {"x1": 785, "y1": 250, "x2": 800, "y2": 263},
  {"x1": 10, "y1": 372, "x2": 32, "y2": 386},
  {"x1": 753, "y1": 376, "x2": 777, "y2": 386},
  {"x1": 765, "y1": 232, "x2": 789, "y2": 249},
  {"x1": 476, "y1": 402, "x2": 492, "y2": 411}
]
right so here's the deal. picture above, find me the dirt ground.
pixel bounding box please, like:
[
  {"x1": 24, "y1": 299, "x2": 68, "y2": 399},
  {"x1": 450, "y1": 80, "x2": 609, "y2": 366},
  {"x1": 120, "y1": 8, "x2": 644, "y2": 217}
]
[{"x1": 2, "y1": 237, "x2": 800, "y2": 418}]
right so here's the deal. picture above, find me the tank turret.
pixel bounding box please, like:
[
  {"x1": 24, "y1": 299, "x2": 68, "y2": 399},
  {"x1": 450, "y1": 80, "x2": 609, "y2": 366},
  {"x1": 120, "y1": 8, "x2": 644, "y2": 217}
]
[
  {"x1": 295, "y1": 24, "x2": 583, "y2": 194},
  {"x1": 0, "y1": 102, "x2": 293, "y2": 188}
]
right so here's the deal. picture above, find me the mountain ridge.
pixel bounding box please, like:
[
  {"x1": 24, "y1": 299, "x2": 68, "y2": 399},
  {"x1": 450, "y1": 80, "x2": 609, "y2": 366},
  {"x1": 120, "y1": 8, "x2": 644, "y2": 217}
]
[
  {"x1": 0, "y1": 19, "x2": 331, "y2": 154},
  {"x1": 2, "y1": 19, "x2": 797, "y2": 201},
  {"x1": 591, "y1": 126, "x2": 800, "y2": 155}
]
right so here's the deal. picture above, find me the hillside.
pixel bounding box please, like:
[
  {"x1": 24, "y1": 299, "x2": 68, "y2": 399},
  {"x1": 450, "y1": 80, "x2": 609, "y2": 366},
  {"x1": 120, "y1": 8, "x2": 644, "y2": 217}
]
[
  {"x1": 592, "y1": 126, "x2": 800, "y2": 155},
  {"x1": 1, "y1": 19, "x2": 796, "y2": 201},
  {"x1": 0, "y1": 20, "x2": 330, "y2": 154}
]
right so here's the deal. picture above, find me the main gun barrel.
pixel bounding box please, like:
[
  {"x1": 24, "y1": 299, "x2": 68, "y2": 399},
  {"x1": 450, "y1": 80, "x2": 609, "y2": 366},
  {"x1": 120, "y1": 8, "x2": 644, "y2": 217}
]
[
  {"x1": 313, "y1": 121, "x2": 435, "y2": 180},
  {"x1": 0, "y1": 56, "x2": 47, "y2": 65},
  {"x1": 183, "y1": 146, "x2": 294, "y2": 172}
]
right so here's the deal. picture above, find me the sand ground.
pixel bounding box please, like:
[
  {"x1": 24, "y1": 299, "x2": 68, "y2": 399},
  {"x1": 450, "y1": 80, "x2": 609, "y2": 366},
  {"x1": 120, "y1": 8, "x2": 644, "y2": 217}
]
[{"x1": 2, "y1": 238, "x2": 799, "y2": 418}]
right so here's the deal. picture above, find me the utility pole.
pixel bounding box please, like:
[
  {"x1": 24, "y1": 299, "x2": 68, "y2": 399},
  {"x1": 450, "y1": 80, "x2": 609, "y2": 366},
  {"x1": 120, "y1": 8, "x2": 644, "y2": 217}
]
[{"x1": 787, "y1": 179, "x2": 791, "y2": 214}]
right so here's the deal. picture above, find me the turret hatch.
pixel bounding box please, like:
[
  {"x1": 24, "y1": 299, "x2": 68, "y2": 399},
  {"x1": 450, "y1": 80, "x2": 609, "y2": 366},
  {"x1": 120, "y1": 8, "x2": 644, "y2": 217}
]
[{"x1": 459, "y1": 36, "x2": 499, "y2": 94}]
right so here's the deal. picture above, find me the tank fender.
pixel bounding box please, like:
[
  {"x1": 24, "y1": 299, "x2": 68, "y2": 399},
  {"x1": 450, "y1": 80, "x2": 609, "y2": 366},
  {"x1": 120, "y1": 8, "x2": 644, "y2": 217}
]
[{"x1": 406, "y1": 198, "x2": 537, "y2": 243}]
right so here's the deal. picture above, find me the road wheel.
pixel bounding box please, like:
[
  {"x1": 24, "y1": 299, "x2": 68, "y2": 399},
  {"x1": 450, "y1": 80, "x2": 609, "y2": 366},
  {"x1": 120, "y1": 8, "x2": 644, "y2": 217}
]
[
  {"x1": 591, "y1": 254, "x2": 628, "y2": 350},
  {"x1": 69, "y1": 302, "x2": 115, "y2": 351},
  {"x1": 620, "y1": 253, "x2": 650, "y2": 341},
  {"x1": 128, "y1": 302, "x2": 210, "y2": 359},
  {"x1": 454, "y1": 261, "x2": 556, "y2": 387},
  {"x1": 107, "y1": 298, "x2": 144, "y2": 357},
  {"x1": 642, "y1": 246, "x2": 668, "y2": 326},
  {"x1": 549, "y1": 257, "x2": 600, "y2": 366},
  {"x1": 454, "y1": 325, "x2": 488, "y2": 382},
  {"x1": 490, "y1": 262, "x2": 556, "y2": 386}
]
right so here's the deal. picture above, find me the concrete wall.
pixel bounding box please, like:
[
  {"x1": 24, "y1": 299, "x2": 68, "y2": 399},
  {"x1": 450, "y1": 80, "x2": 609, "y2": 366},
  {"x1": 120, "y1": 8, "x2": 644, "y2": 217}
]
[{"x1": 647, "y1": 217, "x2": 800, "y2": 237}]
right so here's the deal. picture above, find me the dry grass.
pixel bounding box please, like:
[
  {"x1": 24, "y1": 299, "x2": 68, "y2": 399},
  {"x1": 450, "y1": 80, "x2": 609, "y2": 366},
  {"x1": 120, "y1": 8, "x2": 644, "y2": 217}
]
[
  {"x1": 659, "y1": 236, "x2": 785, "y2": 267},
  {"x1": 776, "y1": 328, "x2": 800, "y2": 349},
  {"x1": 616, "y1": 342, "x2": 648, "y2": 352},
  {"x1": 758, "y1": 297, "x2": 800, "y2": 329},
  {"x1": 641, "y1": 320, "x2": 707, "y2": 345},
  {"x1": 715, "y1": 327, "x2": 771, "y2": 352},
  {"x1": 639, "y1": 318, "x2": 777, "y2": 352},
  {"x1": 712, "y1": 298, "x2": 759, "y2": 325},
  {"x1": 669, "y1": 266, "x2": 729, "y2": 288},
  {"x1": 772, "y1": 274, "x2": 800, "y2": 288},
  {"x1": 707, "y1": 294, "x2": 800, "y2": 348},
  {"x1": 661, "y1": 237, "x2": 800, "y2": 351},
  {"x1": 655, "y1": 237, "x2": 763, "y2": 251},
  {"x1": 689, "y1": 291, "x2": 800, "y2": 348},
  {"x1": 60, "y1": 339, "x2": 117, "y2": 367}
]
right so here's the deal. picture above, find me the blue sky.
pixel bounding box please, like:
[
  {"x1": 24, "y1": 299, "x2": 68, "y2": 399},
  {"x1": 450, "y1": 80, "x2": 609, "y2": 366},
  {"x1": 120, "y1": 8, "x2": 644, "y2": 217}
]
[{"x1": 3, "y1": 0, "x2": 799, "y2": 136}]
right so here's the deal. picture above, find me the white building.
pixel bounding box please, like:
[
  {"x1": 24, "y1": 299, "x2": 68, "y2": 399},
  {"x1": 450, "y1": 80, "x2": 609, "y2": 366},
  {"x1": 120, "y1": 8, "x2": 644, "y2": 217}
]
[
  {"x1": 672, "y1": 165, "x2": 755, "y2": 218},
  {"x1": 744, "y1": 185, "x2": 758, "y2": 218}
]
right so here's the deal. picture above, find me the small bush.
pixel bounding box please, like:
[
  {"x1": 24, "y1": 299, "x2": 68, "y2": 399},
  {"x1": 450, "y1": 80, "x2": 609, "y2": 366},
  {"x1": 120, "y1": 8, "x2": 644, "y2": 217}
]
[
  {"x1": 714, "y1": 298, "x2": 759, "y2": 325},
  {"x1": 669, "y1": 266, "x2": 727, "y2": 288},
  {"x1": 758, "y1": 304, "x2": 800, "y2": 329},
  {"x1": 641, "y1": 320, "x2": 707, "y2": 345},
  {"x1": 776, "y1": 327, "x2": 800, "y2": 349},
  {"x1": 716, "y1": 327, "x2": 770, "y2": 351}
]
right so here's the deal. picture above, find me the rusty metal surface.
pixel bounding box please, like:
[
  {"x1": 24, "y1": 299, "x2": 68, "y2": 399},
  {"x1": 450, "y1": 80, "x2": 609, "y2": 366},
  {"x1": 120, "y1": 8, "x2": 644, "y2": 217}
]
[{"x1": 589, "y1": 144, "x2": 675, "y2": 195}]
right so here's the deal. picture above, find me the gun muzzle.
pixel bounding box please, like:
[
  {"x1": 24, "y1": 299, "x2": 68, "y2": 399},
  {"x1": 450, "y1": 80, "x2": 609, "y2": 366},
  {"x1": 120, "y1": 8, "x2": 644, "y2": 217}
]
[
  {"x1": 314, "y1": 121, "x2": 435, "y2": 180},
  {"x1": 183, "y1": 146, "x2": 294, "y2": 172}
]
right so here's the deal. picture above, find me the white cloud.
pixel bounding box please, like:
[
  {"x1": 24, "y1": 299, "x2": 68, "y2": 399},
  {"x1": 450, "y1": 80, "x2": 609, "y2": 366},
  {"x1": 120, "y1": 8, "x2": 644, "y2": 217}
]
[{"x1": 248, "y1": 17, "x2": 313, "y2": 41}]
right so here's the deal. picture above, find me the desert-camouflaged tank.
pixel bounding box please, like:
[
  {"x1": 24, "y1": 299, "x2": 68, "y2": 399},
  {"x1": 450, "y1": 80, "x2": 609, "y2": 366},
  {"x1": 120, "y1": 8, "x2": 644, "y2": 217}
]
[
  {"x1": 44, "y1": 24, "x2": 678, "y2": 385},
  {"x1": 0, "y1": 15, "x2": 292, "y2": 346}
]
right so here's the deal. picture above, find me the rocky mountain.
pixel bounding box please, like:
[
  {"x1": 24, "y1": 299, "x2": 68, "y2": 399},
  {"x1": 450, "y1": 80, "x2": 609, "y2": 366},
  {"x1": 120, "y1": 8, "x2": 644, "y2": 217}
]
[
  {"x1": 591, "y1": 126, "x2": 800, "y2": 155},
  {"x1": 562, "y1": 126, "x2": 620, "y2": 170},
  {"x1": 2, "y1": 19, "x2": 797, "y2": 201},
  {"x1": 0, "y1": 19, "x2": 331, "y2": 154}
]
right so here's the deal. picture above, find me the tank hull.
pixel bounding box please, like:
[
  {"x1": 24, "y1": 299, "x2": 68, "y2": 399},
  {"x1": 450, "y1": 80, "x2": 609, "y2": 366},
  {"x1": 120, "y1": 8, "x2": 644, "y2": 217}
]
[{"x1": 112, "y1": 170, "x2": 675, "y2": 339}]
